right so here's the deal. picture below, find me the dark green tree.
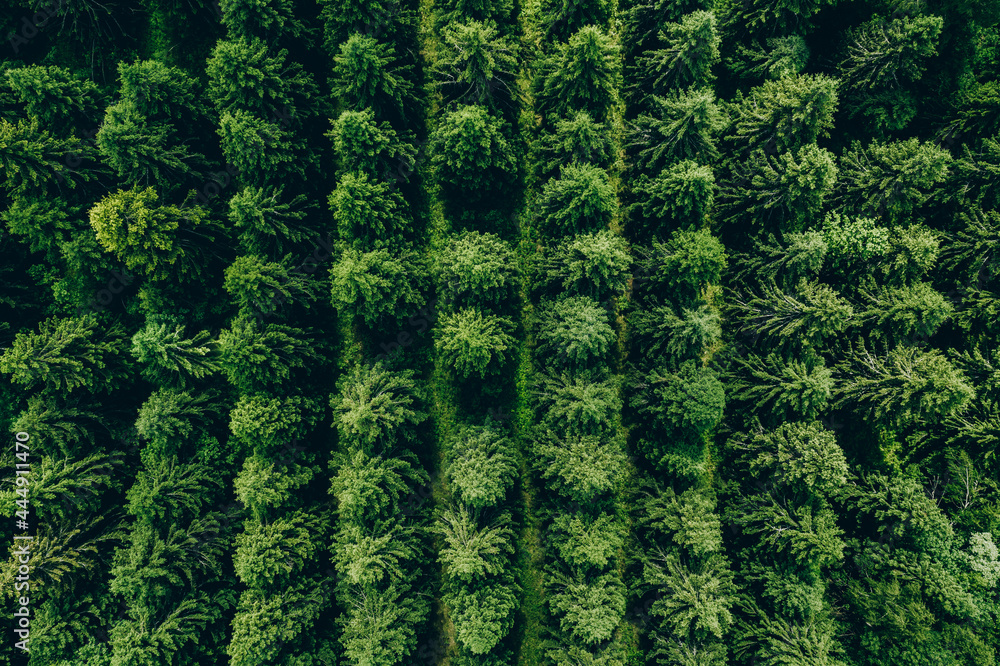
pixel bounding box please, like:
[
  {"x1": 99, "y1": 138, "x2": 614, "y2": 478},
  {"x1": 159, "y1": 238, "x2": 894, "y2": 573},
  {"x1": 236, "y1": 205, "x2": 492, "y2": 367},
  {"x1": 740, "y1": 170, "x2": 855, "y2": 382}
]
[
  {"x1": 836, "y1": 342, "x2": 975, "y2": 427},
  {"x1": 218, "y1": 317, "x2": 324, "y2": 393},
  {"x1": 220, "y1": 0, "x2": 309, "y2": 41},
  {"x1": 229, "y1": 393, "x2": 321, "y2": 455},
  {"x1": 537, "y1": 162, "x2": 616, "y2": 237},
  {"x1": 638, "y1": 228, "x2": 727, "y2": 307},
  {"x1": 89, "y1": 186, "x2": 209, "y2": 281},
  {"x1": 536, "y1": 110, "x2": 615, "y2": 175},
  {"x1": 207, "y1": 38, "x2": 319, "y2": 119},
  {"x1": 4, "y1": 65, "x2": 102, "y2": 129},
  {"x1": 542, "y1": 0, "x2": 612, "y2": 41},
  {"x1": 726, "y1": 74, "x2": 839, "y2": 156},
  {"x1": 836, "y1": 138, "x2": 951, "y2": 222},
  {"x1": 630, "y1": 159, "x2": 715, "y2": 230},
  {"x1": 436, "y1": 230, "x2": 518, "y2": 309},
  {"x1": 329, "y1": 362, "x2": 427, "y2": 448},
  {"x1": 218, "y1": 110, "x2": 304, "y2": 185},
  {"x1": 445, "y1": 422, "x2": 518, "y2": 508},
  {"x1": 332, "y1": 34, "x2": 416, "y2": 122},
  {"x1": 430, "y1": 104, "x2": 516, "y2": 198},
  {"x1": 329, "y1": 171, "x2": 412, "y2": 249},
  {"x1": 224, "y1": 254, "x2": 323, "y2": 317},
  {"x1": 228, "y1": 185, "x2": 314, "y2": 257},
  {"x1": 0, "y1": 119, "x2": 95, "y2": 195},
  {"x1": 533, "y1": 371, "x2": 621, "y2": 437},
  {"x1": 732, "y1": 353, "x2": 834, "y2": 421},
  {"x1": 636, "y1": 10, "x2": 720, "y2": 92},
  {"x1": 130, "y1": 319, "x2": 221, "y2": 387},
  {"x1": 329, "y1": 248, "x2": 428, "y2": 327},
  {"x1": 0, "y1": 316, "x2": 127, "y2": 395},
  {"x1": 327, "y1": 108, "x2": 416, "y2": 179},
  {"x1": 433, "y1": 20, "x2": 518, "y2": 109},
  {"x1": 535, "y1": 25, "x2": 621, "y2": 123},
  {"x1": 719, "y1": 144, "x2": 837, "y2": 232},
  {"x1": 627, "y1": 87, "x2": 724, "y2": 172},
  {"x1": 535, "y1": 296, "x2": 616, "y2": 373},
  {"x1": 533, "y1": 429, "x2": 625, "y2": 502},
  {"x1": 534, "y1": 229, "x2": 631, "y2": 301}
]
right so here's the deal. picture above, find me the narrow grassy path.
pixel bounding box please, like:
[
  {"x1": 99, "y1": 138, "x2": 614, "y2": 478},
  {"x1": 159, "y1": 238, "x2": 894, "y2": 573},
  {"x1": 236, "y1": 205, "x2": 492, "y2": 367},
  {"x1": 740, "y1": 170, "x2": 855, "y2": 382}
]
[{"x1": 512, "y1": 0, "x2": 548, "y2": 663}]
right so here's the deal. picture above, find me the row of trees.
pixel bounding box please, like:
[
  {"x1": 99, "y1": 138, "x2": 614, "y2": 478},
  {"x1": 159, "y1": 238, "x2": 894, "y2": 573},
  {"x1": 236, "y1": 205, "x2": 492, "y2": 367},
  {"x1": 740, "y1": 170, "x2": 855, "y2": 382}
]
[
  {"x1": 425, "y1": 0, "x2": 524, "y2": 662},
  {"x1": 620, "y1": 3, "x2": 734, "y2": 664},
  {"x1": 208, "y1": 1, "x2": 338, "y2": 665},
  {"x1": 527, "y1": 5, "x2": 632, "y2": 663},
  {"x1": 321, "y1": 0, "x2": 435, "y2": 663}
]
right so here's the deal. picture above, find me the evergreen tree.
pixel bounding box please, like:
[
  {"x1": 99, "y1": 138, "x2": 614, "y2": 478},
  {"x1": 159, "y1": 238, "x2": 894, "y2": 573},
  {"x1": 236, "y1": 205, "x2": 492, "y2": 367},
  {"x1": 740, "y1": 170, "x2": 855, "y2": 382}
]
[
  {"x1": 728, "y1": 35, "x2": 810, "y2": 81},
  {"x1": 218, "y1": 110, "x2": 305, "y2": 185},
  {"x1": 4, "y1": 65, "x2": 102, "y2": 129},
  {"x1": 536, "y1": 111, "x2": 615, "y2": 175},
  {"x1": 726, "y1": 74, "x2": 838, "y2": 157},
  {"x1": 131, "y1": 320, "x2": 220, "y2": 387},
  {"x1": 229, "y1": 393, "x2": 321, "y2": 455},
  {"x1": 542, "y1": 0, "x2": 612, "y2": 41},
  {"x1": 218, "y1": 317, "x2": 325, "y2": 393},
  {"x1": 636, "y1": 10, "x2": 720, "y2": 93},
  {"x1": 534, "y1": 229, "x2": 631, "y2": 301},
  {"x1": 89, "y1": 186, "x2": 210, "y2": 281},
  {"x1": 207, "y1": 37, "x2": 320, "y2": 119},
  {"x1": 332, "y1": 34, "x2": 416, "y2": 122},
  {"x1": 436, "y1": 230, "x2": 518, "y2": 309},
  {"x1": 223, "y1": 254, "x2": 323, "y2": 316},
  {"x1": 220, "y1": 0, "x2": 309, "y2": 41},
  {"x1": 327, "y1": 108, "x2": 417, "y2": 179},
  {"x1": 0, "y1": 315, "x2": 127, "y2": 395},
  {"x1": 433, "y1": 20, "x2": 518, "y2": 109},
  {"x1": 0, "y1": 119, "x2": 95, "y2": 195},
  {"x1": 719, "y1": 143, "x2": 837, "y2": 232},
  {"x1": 436, "y1": 505, "x2": 515, "y2": 582},
  {"x1": 835, "y1": 342, "x2": 975, "y2": 427},
  {"x1": 329, "y1": 171, "x2": 412, "y2": 249},
  {"x1": 445, "y1": 423, "x2": 518, "y2": 507},
  {"x1": 535, "y1": 25, "x2": 621, "y2": 123},
  {"x1": 435, "y1": 308, "x2": 516, "y2": 380},
  {"x1": 627, "y1": 88, "x2": 724, "y2": 168},
  {"x1": 329, "y1": 362, "x2": 427, "y2": 448},
  {"x1": 535, "y1": 296, "x2": 616, "y2": 373},
  {"x1": 537, "y1": 162, "x2": 616, "y2": 237},
  {"x1": 836, "y1": 138, "x2": 951, "y2": 222},
  {"x1": 533, "y1": 428, "x2": 625, "y2": 502},
  {"x1": 430, "y1": 104, "x2": 516, "y2": 198},
  {"x1": 630, "y1": 159, "x2": 715, "y2": 230},
  {"x1": 533, "y1": 371, "x2": 622, "y2": 437},
  {"x1": 329, "y1": 247, "x2": 428, "y2": 327},
  {"x1": 732, "y1": 352, "x2": 834, "y2": 421},
  {"x1": 228, "y1": 184, "x2": 315, "y2": 257},
  {"x1": 96, "y1": 104, "x2": 202, "y2": 189}
]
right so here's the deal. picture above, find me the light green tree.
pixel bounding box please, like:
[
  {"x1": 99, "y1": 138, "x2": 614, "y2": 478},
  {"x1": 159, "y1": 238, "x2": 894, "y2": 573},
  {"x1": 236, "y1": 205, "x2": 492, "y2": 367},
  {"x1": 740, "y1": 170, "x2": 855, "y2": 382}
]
[
  {"x1": 0, "y1": 315, "x2": 127, "y2": 395},
  {"x1": 89, "y1": 186, "x2": 209, "y2": 280},
  {"x1": 435, "y1": 308, "x2": 516, "y2": 379}
]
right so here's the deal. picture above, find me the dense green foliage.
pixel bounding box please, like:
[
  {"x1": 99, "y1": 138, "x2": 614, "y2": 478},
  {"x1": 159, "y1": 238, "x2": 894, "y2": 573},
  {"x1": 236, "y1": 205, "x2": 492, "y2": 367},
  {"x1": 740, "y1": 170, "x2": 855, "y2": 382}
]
[{"x1": 1, "y1": 0, "x2": 999, "y2": 665}]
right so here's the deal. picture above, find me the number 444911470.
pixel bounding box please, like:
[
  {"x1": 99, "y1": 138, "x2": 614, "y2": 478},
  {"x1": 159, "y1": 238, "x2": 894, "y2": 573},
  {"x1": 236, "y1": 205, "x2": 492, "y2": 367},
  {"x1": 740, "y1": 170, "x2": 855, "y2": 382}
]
[{"x1": 14, "y1": 434, "x2": 29, "y2": 524}]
